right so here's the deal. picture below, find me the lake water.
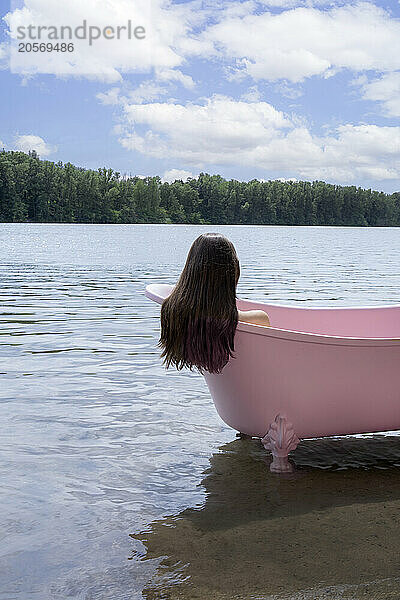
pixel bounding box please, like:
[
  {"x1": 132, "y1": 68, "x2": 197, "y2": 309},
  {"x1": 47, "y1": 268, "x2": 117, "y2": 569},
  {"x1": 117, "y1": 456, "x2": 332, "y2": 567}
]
[{"x1": 1, "y1": 223, "x2": 400, "y2": 600}]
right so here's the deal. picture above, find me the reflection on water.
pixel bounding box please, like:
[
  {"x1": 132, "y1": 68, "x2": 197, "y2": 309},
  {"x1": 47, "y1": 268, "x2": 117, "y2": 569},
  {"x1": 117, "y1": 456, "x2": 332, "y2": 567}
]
[
  {"x1": 137, "y1": 435, "x2": 400, "y2": 599},
  {"x1": 1, "y1": 224, "x2": 400, "y2": 599}
]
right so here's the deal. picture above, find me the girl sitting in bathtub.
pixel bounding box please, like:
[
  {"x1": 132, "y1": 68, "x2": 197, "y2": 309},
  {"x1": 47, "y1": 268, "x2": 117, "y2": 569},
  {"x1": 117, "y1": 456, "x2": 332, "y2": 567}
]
[{"x1": 158, "y1": 232, "x2": 270, "y2": 374}]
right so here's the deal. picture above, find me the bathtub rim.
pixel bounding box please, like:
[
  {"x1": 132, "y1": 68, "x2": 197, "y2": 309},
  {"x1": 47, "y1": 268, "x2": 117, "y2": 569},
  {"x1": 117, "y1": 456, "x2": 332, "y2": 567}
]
[{"x1": 145, "y1": 283, "x2": 400, "y2": 347}]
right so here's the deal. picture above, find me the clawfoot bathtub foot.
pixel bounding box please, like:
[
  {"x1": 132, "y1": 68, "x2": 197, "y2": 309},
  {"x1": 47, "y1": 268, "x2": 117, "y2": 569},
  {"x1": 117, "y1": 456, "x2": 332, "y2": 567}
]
[
  {"x1": 261, "y1": 414, "x2": 300, "y2": 474},
  {"x1": 269, "y1": 455, "x2": 295, "y2": 473}
]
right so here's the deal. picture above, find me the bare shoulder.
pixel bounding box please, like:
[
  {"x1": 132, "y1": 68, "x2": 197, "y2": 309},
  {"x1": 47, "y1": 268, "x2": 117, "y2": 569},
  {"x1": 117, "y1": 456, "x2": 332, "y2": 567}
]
[{"x1": 238, "y1": 309, "x2": 270, "y2": 327}]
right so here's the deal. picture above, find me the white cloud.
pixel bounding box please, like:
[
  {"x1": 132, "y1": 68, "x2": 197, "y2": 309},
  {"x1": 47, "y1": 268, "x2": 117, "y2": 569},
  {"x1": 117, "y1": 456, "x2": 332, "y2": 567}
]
[
  {"x1": 97, "y1": 82, "x2": 171, "y2": 105},
  {"x1": 0, "y1": 140, "x2": 5, "y2": 149},
  {"x1": 97, "y1": 68, "x2": 194, "y2": 107},
  {"x1": 115, "y1": 95, "x2": 400, "y2": 183},
  {"x1": 127, "y1": 81, "x2": 170, "y2": 104},
  {"x1": 257, "y1": 0, "x2": 299, "y2": 6},
  {"x1": 241, "y1": 85, "x2": 262, "y2": 102},
  {"x1": 199, "y1": 2, "x2": 400, "y2": 82},
  {"x1": 96, "y1": 87, "x2": 122, "y2": 106},
  {"x1": 359, "y1": 72, "x2": 400, "y2": 117},
  {"x1": 4, "y1": 0, "x2": 194, "y2": 82},
  {"x1": 4, "y1": 0, "x2": 400, "y2": 129},
  {"x1": 162, "y1": 168, "x2": 195, "y2": 183},
  {"x1": 156, "y1": 68, "x2": 195, "y2": 89},
  {"x1": 274, "y1": 81, "x2": 303, "y2": 99},
  {"x1": 6, "y1": 0, "x2": 397, "y2": 88},
  {"x1": 257, "y1": 0, "x2": 339, "y2": 6},
  {"x1": 14, "y1": 135, "x2": 55, "y2": 157},
  {"x1": 123, "y1": 68, "x2": 195, "y2": 103},
  {"x1": 119, "y1": 95, "x2": 291, "y2": 160}
]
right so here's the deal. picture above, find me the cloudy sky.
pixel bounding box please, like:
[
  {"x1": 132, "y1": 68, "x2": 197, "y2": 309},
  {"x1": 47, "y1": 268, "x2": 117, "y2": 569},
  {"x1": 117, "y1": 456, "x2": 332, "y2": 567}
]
[{"x1": 1, "y1": 0, "x2": 400, "y2": 191}]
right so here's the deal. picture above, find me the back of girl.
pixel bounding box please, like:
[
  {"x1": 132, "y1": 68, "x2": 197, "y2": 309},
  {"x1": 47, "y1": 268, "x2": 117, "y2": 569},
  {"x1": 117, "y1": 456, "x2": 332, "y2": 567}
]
[{"x1": 159, "y1": 233, "x2": 269, "y2": 374}]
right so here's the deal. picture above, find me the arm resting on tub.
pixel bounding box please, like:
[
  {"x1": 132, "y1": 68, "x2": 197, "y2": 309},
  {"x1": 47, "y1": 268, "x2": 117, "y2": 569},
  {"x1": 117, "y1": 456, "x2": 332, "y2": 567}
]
[{"x1": 238, "y1": 309, "x2": 270, "y2": 327}]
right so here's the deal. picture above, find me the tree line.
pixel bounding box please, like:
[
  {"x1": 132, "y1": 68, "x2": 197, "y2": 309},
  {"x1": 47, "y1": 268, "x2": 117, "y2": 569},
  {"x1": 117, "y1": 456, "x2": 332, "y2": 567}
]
[{"x1": 1, "y1": 149, "x2": 399, "y2": 226}]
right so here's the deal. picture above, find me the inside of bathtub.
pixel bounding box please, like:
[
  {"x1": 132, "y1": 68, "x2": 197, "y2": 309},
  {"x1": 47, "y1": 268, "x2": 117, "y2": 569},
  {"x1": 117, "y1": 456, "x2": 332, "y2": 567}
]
[{"x1": 237, "y1": 298, "x2": 400, "y2": 339}]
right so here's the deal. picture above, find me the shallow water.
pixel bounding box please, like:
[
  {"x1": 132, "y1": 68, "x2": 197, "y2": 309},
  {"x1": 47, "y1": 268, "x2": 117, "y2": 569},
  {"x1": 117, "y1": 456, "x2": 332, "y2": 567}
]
[
  {"x1": 1, "y1": 224, "x2": 400, "y2": 599},
  {"x1": 139, "y1": 436, "x2": 400, "y2": 600}
]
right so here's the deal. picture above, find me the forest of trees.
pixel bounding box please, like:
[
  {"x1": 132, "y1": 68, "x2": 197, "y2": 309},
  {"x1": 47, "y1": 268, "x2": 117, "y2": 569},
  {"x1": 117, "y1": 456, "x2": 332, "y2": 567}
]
[{"x1": 1, "y1": 149, "x2": 399, "y2": 226}]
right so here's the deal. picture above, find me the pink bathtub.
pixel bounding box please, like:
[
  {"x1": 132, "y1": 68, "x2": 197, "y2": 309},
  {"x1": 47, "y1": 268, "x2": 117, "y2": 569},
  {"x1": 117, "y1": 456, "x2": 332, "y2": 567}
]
[{"x1": 146, "y1": 283, "x2": 400, "y2": 472}]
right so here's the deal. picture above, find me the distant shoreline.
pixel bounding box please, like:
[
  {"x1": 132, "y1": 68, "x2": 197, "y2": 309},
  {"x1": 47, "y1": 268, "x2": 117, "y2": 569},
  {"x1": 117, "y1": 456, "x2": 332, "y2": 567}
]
[
  {"x1": 1, "y1": 150, "x2": 399, "y2": 227},
  {"x1": 2, "y1": 222, "x2": 399, "y2": 228}
]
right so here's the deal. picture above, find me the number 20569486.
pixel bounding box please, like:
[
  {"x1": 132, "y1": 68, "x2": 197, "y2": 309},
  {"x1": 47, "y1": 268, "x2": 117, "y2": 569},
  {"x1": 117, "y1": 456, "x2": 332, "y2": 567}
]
[{"x1": 18, "y1": 43, "x2": 75, "y2": 52}]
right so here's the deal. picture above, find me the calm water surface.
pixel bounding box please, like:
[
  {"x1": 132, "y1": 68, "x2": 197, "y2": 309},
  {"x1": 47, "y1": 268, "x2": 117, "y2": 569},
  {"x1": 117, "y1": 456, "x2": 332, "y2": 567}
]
[{"x1": 1, "y1": 224, "x2": 400, "y2": 600}]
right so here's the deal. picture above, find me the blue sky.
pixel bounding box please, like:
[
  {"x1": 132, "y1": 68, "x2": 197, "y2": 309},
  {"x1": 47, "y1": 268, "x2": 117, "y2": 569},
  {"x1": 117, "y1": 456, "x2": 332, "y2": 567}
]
[{"x1": 1, "y1": 0, "x2": 400, "y2": 191}]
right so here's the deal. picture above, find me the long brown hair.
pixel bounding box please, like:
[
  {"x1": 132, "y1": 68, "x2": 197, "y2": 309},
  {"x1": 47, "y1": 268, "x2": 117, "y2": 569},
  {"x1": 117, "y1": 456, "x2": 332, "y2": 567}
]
[{"x1": 159, "y1": 233, "x2": 240, "y2": 374}]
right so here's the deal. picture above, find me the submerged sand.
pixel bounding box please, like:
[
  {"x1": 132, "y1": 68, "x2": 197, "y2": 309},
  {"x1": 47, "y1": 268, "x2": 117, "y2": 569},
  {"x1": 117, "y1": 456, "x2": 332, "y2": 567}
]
[{"x1": 133, "y1": 435, "x2": 400, "y2": 600}]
